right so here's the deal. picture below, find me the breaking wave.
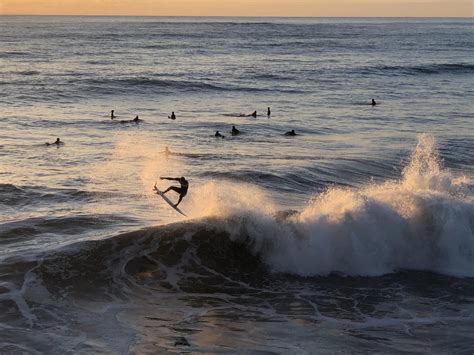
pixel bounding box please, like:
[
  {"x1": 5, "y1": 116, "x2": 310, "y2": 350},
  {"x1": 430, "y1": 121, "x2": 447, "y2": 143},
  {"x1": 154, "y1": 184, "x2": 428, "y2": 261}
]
[{"x1": 4, "y1": 135, "x2": 471, "y2": 296}]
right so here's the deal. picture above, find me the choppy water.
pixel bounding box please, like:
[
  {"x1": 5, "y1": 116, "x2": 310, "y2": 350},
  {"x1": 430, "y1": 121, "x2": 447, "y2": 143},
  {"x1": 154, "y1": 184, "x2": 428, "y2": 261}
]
[{"x1": 0, "y1": 16, "x2": 473, "y2": 353}]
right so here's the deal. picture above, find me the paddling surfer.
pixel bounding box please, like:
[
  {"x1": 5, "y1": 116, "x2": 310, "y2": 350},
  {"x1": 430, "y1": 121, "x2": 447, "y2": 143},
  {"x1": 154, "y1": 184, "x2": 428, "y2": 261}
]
[
  {"x1": 120, "y1": 115, "x2": 142, "y2": 124},
  {"x1": 46, "y1": 138, "x2": 64, "y2": 146},
  {"x1": 159, "y1": 176, "x2": 189, "y2": 207}
]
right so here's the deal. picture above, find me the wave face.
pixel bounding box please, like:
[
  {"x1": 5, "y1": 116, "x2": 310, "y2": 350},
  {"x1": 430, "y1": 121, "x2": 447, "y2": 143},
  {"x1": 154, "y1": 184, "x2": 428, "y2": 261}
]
[{"x1": 156, "y1": 134, "x2": 472, "y2": 278}]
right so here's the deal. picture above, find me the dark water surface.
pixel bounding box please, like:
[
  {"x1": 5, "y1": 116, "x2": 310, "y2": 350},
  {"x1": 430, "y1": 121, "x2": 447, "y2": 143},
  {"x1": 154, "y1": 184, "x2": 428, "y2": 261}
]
[{"x1": 0, "y1": 17, "x2": 473, "y2": 353}]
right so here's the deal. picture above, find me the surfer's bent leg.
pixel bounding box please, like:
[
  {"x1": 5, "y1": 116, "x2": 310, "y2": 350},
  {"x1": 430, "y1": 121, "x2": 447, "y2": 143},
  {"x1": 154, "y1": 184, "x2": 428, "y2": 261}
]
[
  {"x1": 175, "y1": 194, "x2": 184, "y2": 207},
  {"x1": 163, "y1": 186, "x2": 181, "y2": 195}
]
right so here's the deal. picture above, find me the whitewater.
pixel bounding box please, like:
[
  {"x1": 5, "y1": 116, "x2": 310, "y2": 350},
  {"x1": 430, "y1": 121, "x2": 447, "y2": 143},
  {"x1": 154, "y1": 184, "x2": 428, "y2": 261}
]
[{"x1": 0, "y1": 16, "x2": 473, "y2": 353}]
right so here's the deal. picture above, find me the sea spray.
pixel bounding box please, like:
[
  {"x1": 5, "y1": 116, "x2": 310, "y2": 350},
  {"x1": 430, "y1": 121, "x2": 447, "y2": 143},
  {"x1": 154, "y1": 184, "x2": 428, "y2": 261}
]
[{"x1": 186, "y1": 134, "x2": 473, "y2": 277}]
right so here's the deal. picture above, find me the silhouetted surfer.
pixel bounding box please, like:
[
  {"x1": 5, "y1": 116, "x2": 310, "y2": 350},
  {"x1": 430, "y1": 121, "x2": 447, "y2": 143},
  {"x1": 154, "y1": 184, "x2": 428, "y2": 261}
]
[
  {"x1": 160, "y1": 176, "x2": 189, "y2": 207},
  {"x1": 284, "y1": 130, "x2": 297, "y2": 136},
  {"x1": 250, "y1": 111, "x2": 257, "y2": 118},
  {"x1": 120, "y1": 115, "x2": 142, "y2": 124},
  {"x1": 371, "y1": 99, "x2": 377, "y2": 106},
  {"x1": 231, "y1": 125, "x2": 241, "y2": 136},
  {"x1": 267, "y1": 107, "x2": 271, "y2": 117},
  {"x1": 110, "y1": 110, "x2": 116, "y2": 119},
  {"x1": 46, "y1": 138, "x2": 64, "y2": 146},
  {"x1": 164, "y1": 146, "x2": 172, "y2": 156},
  {"x1": 169, "y1": 112, "x2": 176, "y2": 120},
  {"x1": 215, "y1": 131, "x2": 225, "y2": 138}
]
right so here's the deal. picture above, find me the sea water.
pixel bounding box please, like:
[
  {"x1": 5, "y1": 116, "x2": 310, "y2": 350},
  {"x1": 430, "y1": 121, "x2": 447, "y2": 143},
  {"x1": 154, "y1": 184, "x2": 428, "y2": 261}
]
[{"x1": 0, "y1": 17, "x2": 473, "y2": 352}]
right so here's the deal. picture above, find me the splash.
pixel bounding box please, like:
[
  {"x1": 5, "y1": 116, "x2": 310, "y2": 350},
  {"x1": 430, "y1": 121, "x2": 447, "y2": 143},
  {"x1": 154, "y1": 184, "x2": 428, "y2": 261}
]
[
  {"x1": 189, "y1": 134, "x2": 473, "y2": 277},
  {"x1": 86, "y1": 131, "x2": 185, "y2": 217},
  {"x1": 87, "y1": 133, "x2": 473, "y2": 277}
]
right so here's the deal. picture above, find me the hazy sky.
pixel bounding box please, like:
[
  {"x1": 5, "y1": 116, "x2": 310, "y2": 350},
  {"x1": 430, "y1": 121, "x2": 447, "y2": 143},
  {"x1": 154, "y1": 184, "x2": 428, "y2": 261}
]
[{"x1": 1, "y1": 0, "x2": 472, "y2": 17}]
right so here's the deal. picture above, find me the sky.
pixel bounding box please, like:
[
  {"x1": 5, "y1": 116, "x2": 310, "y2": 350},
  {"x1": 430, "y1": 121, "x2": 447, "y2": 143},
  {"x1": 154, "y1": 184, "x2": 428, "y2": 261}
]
[{"x1": 0, "y1": 0, "x2": 472, "y2": 17}]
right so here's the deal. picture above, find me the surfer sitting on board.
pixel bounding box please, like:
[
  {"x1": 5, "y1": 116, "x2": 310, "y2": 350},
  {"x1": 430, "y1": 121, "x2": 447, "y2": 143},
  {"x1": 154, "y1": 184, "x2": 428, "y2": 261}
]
[{"x1": 159, "y1": 176, "x2": 189, "y2": 207}]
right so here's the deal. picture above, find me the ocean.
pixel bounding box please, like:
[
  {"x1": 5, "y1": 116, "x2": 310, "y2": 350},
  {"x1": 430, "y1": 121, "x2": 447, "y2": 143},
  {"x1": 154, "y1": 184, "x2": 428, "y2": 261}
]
[{"x1": 0, "y1": 16, "x2": 473, "y2": 353}]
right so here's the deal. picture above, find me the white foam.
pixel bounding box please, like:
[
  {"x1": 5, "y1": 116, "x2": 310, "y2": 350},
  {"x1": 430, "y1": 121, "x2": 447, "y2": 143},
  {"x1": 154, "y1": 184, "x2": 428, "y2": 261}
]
[{"x1": 191, "y1": 134, "x2": 474, "y2": 277}]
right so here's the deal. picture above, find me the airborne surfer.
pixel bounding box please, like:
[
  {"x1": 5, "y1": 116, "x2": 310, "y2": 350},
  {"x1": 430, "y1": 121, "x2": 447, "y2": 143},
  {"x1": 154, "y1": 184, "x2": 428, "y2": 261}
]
[{"x1": 159, "y1": 176, "x2": 189, "y2": 207}]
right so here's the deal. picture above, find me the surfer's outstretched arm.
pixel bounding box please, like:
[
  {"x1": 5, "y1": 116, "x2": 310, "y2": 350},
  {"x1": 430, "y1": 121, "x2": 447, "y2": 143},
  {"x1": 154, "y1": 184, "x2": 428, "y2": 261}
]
[{"x1": 160, "y1": 177, "x2": 180, "y2": 181}]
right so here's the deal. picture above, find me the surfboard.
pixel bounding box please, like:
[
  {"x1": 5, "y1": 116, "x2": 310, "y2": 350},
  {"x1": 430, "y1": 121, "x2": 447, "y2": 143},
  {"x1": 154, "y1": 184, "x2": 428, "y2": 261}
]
[{"x1": 153, "y1": 186, "x2": 187, "y2": 216}]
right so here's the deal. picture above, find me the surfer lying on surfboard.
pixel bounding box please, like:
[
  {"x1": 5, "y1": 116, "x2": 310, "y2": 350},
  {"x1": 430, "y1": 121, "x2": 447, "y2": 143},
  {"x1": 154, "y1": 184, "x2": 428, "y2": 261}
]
[{"x1": 159, "y1": 176, "x2": 189, "y2": 207}]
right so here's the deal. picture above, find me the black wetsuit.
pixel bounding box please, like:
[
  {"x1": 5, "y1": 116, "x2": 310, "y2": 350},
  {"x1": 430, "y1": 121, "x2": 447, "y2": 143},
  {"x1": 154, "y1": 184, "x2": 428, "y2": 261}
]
[
  {"x1": 232, "y1": 126, "x2": 240, "y2": 135},
  {"x1": 167, "y1": 179, "x2": 188, "y2": 197},
  {"x1": 162, "y1": 177, "x2": 189, "y2": 206}
]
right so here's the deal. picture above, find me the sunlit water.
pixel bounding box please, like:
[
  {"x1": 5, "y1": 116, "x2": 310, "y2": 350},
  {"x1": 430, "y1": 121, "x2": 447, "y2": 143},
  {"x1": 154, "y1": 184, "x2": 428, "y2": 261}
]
[{"x1": 0, "y1": 17, "x2": 473, "y2": 353}]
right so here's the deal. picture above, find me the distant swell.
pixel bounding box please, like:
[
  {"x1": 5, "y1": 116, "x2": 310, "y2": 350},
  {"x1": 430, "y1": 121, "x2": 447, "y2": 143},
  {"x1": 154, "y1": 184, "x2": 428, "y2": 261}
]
[
  {"x1": 81, "y1": 77, "x2": 303, "y2": 94},
  {"x1": 361, "y1": 63, "x2": 474, "y2": 76},
  {"x1": 0, "y1": 184, "x2": 117, "y2": 207}
]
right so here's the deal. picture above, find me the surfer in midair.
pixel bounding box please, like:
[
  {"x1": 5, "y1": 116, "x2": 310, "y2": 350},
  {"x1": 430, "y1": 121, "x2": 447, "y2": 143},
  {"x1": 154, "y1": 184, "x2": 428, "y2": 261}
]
[{"x1": 159, "y1": 176, "x2": 189, "y2": 207}]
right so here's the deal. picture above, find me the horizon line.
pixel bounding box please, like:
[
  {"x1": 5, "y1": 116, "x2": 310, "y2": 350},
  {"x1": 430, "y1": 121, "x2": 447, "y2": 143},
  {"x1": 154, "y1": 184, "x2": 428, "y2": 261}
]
[{"x1": 0, "y1": 14, "x2": 472, "y2": 18}]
